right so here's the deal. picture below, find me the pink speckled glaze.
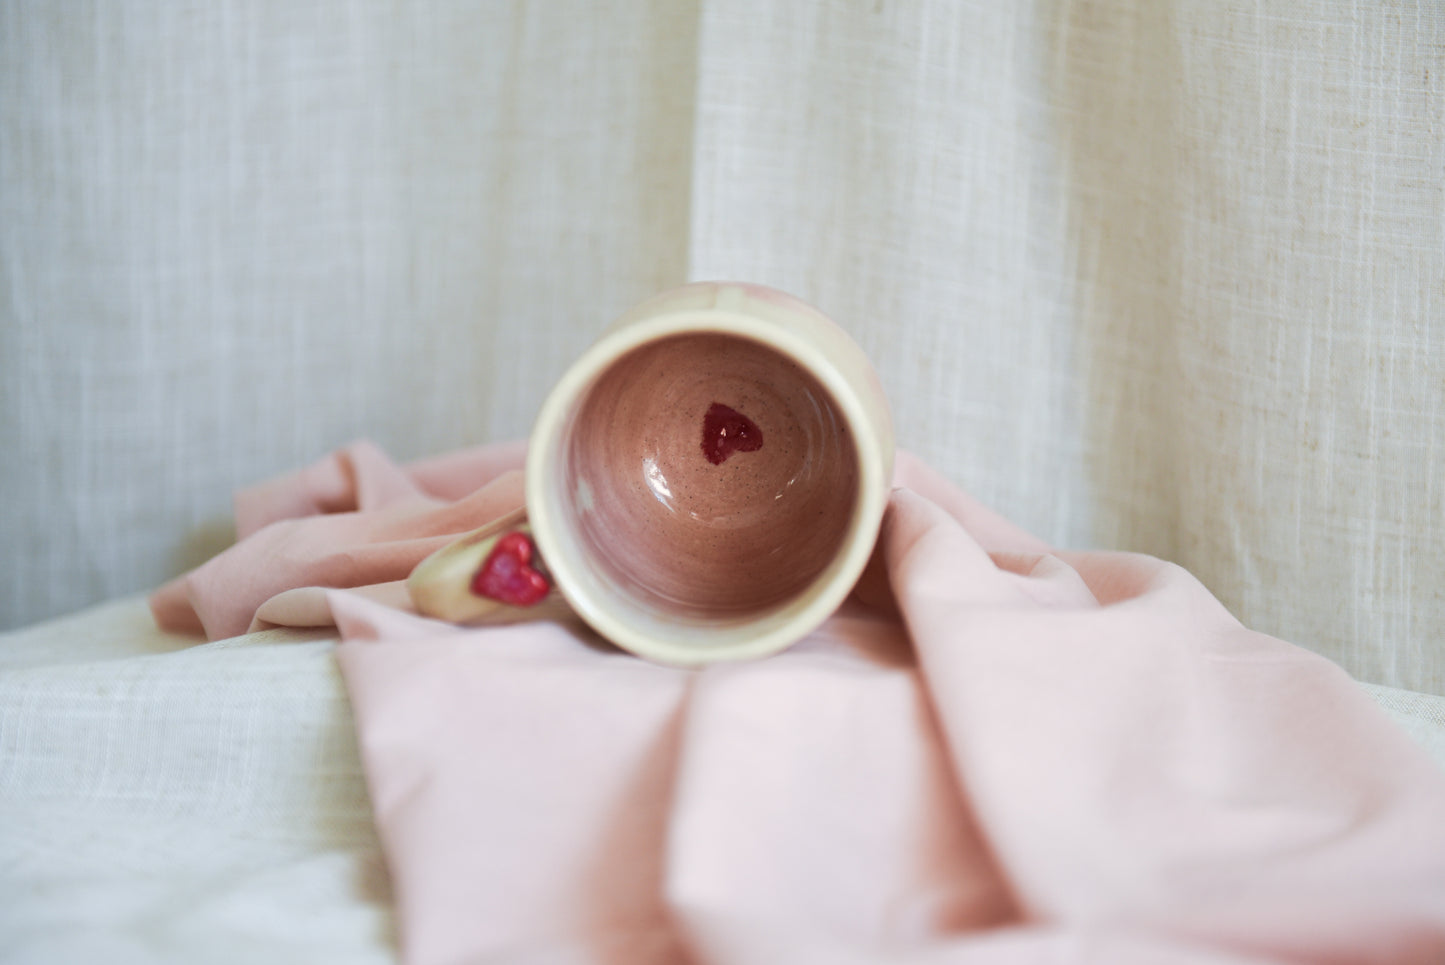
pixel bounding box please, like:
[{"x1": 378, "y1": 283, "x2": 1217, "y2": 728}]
[
  {"x1": 565, "y1": 333, "x2": 857, "y2": 617},
  {"x1": 527, "y1": 281, "x2": 894, "y2": 665}
]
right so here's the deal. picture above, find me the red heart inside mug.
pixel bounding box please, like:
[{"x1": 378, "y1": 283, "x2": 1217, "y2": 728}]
[
  {"x1": 559, "y1": 333, "x2": 858, "y2": 619},
  {"x1": 701, "y1": 402, "x2": 764, "y2": 465}
]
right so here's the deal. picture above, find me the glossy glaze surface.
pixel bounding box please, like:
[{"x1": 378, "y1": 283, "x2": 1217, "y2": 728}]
[
  {"x1": 561, "y1": 333, "x2": 858, "y2": 618},
  {"x1": 701, "y1": 402, "x2": 763, "y2": 465}
]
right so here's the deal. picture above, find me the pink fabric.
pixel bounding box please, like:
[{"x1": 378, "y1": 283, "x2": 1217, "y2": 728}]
[
  {"x1": 152, "y1": 441, "x2": 1445, "y2": 964},
  {"x1": 150, "y1": 439, "x2": 529, "y2": 638}
]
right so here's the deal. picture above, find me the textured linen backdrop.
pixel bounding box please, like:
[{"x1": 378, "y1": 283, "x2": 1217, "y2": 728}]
[{"x1": 2, "y1": 1, "x2": 1442, "y2": 694}]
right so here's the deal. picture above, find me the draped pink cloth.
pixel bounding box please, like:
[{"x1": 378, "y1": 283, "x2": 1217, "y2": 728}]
[{"x1": 152, "y1": 441, "x2": 1445, "y2": 965}]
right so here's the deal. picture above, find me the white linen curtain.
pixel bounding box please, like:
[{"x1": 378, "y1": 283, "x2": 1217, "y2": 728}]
[{"x1": 3, "y1": 0, "x2": 1441, "y2": 694}]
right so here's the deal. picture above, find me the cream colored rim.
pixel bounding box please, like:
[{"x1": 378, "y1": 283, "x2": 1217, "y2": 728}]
[{"x1": 526, "y1": 309, "x2": 888, "y2": 667}]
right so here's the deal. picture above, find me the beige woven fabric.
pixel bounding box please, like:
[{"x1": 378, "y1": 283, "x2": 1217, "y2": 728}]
[{"x1": 2, "y1": 1, "x2": 1441, "y2": 692}]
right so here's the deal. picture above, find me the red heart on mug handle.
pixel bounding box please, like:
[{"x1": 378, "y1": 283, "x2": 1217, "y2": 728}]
[{"x1": 471, "y1": 531, "x2": 550, "y2": 607}]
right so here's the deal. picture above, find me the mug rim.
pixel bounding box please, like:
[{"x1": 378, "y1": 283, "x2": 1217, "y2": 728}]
[{"x1": 526, "y1": 301, "x2": 891, "y2": 666}]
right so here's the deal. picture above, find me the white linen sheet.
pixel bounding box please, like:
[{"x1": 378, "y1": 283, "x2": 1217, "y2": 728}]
[
  {"x1": 3, "y1": 595, "x2": 1443, "y2": 963},
  {"x1": 0, "y1": 597, "x2": 394, "y2": 965}
]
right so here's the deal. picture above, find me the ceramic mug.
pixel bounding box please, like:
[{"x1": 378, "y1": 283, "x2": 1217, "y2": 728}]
[{"x1": 410, "y1": 281, "x2": 894, "y2": 666}]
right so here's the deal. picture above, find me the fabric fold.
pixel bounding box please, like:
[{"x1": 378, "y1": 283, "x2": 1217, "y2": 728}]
[
  {"x1": 155, "y1": 440, "x2": 1445, "y2": 964},
  {"x1": 149, "y1": 441, "x2": 528, "y2": 640}
]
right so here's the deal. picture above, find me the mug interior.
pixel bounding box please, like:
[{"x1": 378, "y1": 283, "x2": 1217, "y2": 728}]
[{"x1": 558, "y1": 332, "x2": 860, "y2": 623}]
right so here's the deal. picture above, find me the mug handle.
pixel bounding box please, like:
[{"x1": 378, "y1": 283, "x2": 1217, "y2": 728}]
[{"x1": 407, "y1": 508, "x2": 573, "y2": 625}]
